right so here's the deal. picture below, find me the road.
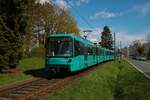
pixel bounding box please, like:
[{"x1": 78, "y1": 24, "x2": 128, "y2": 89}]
[{"x1": 127, "y1": 58, "x2": 150, "y2": 79}]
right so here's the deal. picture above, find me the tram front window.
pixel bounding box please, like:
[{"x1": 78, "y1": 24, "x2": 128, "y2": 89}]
[{"x1": 47, "y1": 37, "x2": 73, "y2": 57}]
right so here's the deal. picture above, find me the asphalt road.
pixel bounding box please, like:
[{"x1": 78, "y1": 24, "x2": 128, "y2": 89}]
[{"x1": 127, "y1": 58, "x2": 150, "y2": 79}]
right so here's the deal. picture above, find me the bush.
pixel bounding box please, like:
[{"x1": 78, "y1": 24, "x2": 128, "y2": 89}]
[
  {"x1": 0, "y1": 17, "x2": 23, "y2": 71},
  {"x1": 30, "y1": 46, "x2": 45, "y2": 58}
]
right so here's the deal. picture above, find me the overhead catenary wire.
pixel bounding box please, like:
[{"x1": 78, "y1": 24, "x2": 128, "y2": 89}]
[
  {"x1": 50, "y1": 0, "x2": 101, "y2": 40},
  {"x1": 65, "y1": 0, "x2": 103, "y2": 40},
  {"x1": 65, "y1": 0, "x2": 94, "y2": 29},
  {"x1": 49, "y1": 0, "x2": 94, "y2": 29}
]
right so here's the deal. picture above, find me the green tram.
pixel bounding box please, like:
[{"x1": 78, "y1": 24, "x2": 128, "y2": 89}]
[{"x1": 45, "y1": 33, "x2": 114, "y2": 73}]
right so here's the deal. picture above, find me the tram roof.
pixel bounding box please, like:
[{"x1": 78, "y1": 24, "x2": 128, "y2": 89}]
[
  {"x1": 48, "y1": 33, "x2": 114, "y2": 52},
  {"x1": 47, "y1": 33, "x2": 95, "y2": 46}
]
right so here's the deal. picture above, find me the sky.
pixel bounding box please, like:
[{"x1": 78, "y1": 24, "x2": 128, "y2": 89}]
[{"x1": 41, "y1": 0, "x2": 150, "y2": 47}]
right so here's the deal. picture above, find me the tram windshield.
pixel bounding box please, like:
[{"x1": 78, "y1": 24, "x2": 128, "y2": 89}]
[{"x1": 47, "y1": 37, "x2": 73, "y2": 57}]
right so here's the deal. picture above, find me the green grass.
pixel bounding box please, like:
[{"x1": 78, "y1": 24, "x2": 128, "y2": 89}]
[
  {"x1": 0, "y1": 57, "x2": 44, "y2": 86},
  {"x1": 1, "y1": 58, "x2": 150, "y2": 100},
  {"x1": 47, "y1": 60, "x2": 150, "y2": 100},
  {"x1": 19, "y1": 57, "x2": 44, "y2": 71},
  {"x1": 115, "y1": 60, "x2": 150, "y2": 100}
]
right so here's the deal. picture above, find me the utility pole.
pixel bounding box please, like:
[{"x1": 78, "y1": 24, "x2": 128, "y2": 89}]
[
  {"x1": 120, "y1": 41, "x2": 122, "y2": 53},
  {"x1": 119, "y1": 41, "x2": 122, "y2": 63}
]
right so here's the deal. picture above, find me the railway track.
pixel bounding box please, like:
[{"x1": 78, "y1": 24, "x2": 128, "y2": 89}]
[
  {"x1": 0, "y1": 78, "x2": 62, "y2": 100},
  {"x1": 0, "y1": 62, "x2": 106, "y2": 100}
]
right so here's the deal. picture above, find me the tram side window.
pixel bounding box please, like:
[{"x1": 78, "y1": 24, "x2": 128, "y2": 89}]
[
  {"x1": 79, "y1": 42, "x2": 85, "y2": 55},
  {"x1": 106, "y1": 51, "x2": 108, "y2": 55},
  {"x1": 107, "y1": 51, "x2": 109, "y2": 55},
  {"x1": 87, "y1": 46, "x2": 89, "y2": 55},
  {"x1": 74, "y1": 40, "x2": 80, "y2": 56},
  {"x1": 84, "y1": 46, "x2": 88, "y2": 55},
  {"x1": 103, "y1": 50, "x2": 105, "y2": 55},
  {"x1": 96, "y1": 48, "x2": 98, "y2": 55},
  {"x1": 109, "y1": 52, "x2": 111, "y2": 55},
  {"x1": 93, "y1": 47, "x2": 96, "y2": 55},
  {"x1": 108, "y1": 52, "x2": 110, "y2": 55},
  {"x1": 99, "y1": 49, "x2": 101, "y2": 55},
  {"x1": 105, "y1": 51, "x2": 107, "y2": 55},
  {"x1": 88, "y1": 46, "x2": 93, "y2": 55},
  {"x1": 75, "y1": 40, "x2": 86, "y2": 56},
  {"x1": 101, "y1": 49, "x2": 103, "y2": 55},
  {"x1": 111, "y1": 52, "x2": 113, "y2": 55}
]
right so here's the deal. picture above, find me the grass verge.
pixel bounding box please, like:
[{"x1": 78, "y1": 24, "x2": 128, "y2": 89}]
[
  {"x1": 47, "y1": 60, "x2": 150, "y2": 100},
  {"x1": 0, "y1": 57, "x2": 44, "y2": 86}
]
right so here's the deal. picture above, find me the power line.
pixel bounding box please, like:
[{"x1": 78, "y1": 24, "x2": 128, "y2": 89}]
[
  {"x1": 50, "y1": 0, "x2": 95, "y2": 29},
  {"x1": 50, "y1": 0, "x2": 100, "y2": 39},
  {"x1": 65, "y1": 0, "x2": 94, "y2": 29},
  {"x1": 50, "y1": 0, "x2": 93, "y2": 30},
  {"x1": 65, "y1": 0, "x2": 99, "y2": 39}
]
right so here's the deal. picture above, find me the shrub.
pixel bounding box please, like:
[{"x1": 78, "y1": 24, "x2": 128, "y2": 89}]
[
  {"x1": 0, "y1": 17, "x2": 23, "y2": 71},
  {"x1": 30, "y1": 46, "x2": 45, "y2": 58}
]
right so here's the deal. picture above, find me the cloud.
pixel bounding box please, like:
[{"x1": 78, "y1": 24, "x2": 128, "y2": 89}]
[
  {"x1": 83, "y1": 31, "x2": 147, "y2": 46},
  {"x1": 36, "y1": 0, "x2": 49, "y2": 4},
  {"x1": 76, "y1": 0, "x2": 89, "y2": 6},
  {"x1": 90, "y1": 10, "x2": 121, "y2": 20},
  {"x1": 89, "y1": 1, "x2": 150, "y2": 20},
  {"x1": 55, "y1": 0, "x2": 70, "y2": 10},
  {"x1": 68, "y1": 0, "x2": 89, "y2": 7},
  {"x1": 47, "y1": 0, "x2": 89, "y2": 10},
  {"x1": 144, "y1": 29, "x2": 150, "y2": 34},
  {"x1": 116, "y1": 32, "x2": 147, "y2": 47},
  {"x1": 126, "y1": 1, "x2": 150, "y2": 16}
]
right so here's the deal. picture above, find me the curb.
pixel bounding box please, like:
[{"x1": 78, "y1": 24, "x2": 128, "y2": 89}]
[{"x1": 125, "y1": 59, "x2": 150, "y2": 79}]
